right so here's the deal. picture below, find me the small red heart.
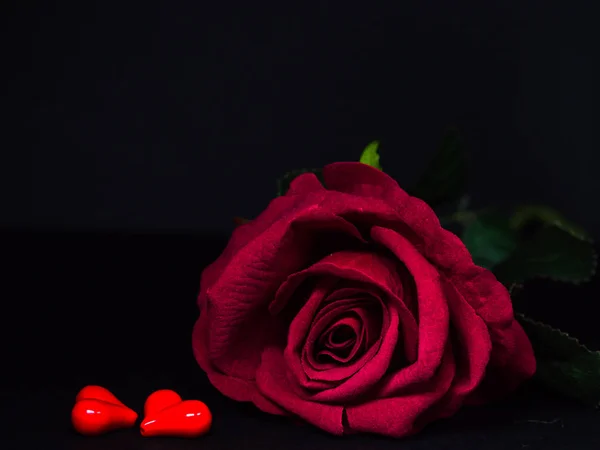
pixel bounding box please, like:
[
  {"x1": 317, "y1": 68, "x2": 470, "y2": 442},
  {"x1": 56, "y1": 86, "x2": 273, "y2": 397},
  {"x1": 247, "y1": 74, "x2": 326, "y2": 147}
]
[
  {"x1": 76, "y1": 385, "x2": 126, "y2": 406},
  {"x1": 72, "y1": 385, "x2": 138, "y2": 436},
  {"x1": 143, "y1": 389, "x2": 182, "y2": 418},
  {"x1": 141, "y1": 390, "x2": 212, "y2": 438}
]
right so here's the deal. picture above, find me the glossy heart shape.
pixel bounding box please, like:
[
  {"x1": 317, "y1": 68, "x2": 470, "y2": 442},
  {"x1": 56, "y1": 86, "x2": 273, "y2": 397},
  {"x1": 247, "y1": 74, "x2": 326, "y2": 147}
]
[
  {"x1": 72, "y1": 385, "x2": 138, "y2": 436},
  {"x1": 141, "y1": 390, "x2": 212, "y2": 438},
  {"x1": 76, "y1": 385, "x2": 126, "y2": 406},
  {"x1": 143, "y1": 389, "x2": 182, "y2": 418}
]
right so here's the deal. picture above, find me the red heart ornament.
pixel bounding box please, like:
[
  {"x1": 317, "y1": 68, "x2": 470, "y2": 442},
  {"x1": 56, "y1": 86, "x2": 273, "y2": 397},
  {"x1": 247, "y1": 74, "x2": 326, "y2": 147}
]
[
  {"x1": 72, "y1": 386, "x2": 138, "y2": 436},
  {"x1": 141, "y1": 391, "x2": 212, "y2": 438},
  {"x1": 76, "y1": 385, "x2": 126, "y2": 406},
  {"x1": 143, "y1": 389, "x2": 182, "y2": 418}
]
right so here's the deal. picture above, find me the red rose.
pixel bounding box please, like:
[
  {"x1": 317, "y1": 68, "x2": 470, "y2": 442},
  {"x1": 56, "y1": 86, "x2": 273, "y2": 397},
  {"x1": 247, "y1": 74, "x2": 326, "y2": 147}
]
[{"x1": 192, "y1": 162, "x2": 536, "y2": 437}]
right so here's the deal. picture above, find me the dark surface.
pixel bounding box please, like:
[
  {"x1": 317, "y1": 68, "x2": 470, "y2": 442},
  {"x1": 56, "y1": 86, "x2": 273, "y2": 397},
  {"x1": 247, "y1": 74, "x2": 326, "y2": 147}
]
[{"x1": 1, "y1": 231, "x2": 599, "y2": 449}]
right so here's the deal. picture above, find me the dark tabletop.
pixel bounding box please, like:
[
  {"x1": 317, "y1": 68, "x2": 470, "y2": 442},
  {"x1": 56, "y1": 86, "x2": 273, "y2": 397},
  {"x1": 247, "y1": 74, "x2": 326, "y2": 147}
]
[{"x1": 2, "y1": 230, "x2": 599, "y2": 449}]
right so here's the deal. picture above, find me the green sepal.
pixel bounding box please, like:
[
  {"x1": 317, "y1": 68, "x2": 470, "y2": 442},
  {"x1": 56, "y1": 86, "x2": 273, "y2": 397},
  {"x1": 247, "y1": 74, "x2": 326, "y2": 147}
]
[
  {"x1": 517, "y1": 314, "x2": 600, "y2": 407},
  {"x1": 359, "y1": 140, "x2": 382, "y2": 170}
]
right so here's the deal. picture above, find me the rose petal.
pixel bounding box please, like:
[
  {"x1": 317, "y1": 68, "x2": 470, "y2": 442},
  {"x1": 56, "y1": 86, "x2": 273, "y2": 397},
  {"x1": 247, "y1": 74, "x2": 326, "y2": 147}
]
[
  {"x1": 272, "y1": 251, "x2": 402, "y2": 314},
  {"x1": 286, "y1": 172, "x2": 326, "y2": 196},
  {"x1": 324, "y1": 163, "x2": 536, "y2": 400},
  {"x1": 466, "y1": 319, "x2": 536, "y2": 404},
  {"x1": 315, "y1": 315, "x2": 362, "y2": 362},
  {"x1": 256, "y1": 346, "x2": 345, "y2": 435},
  {"x1": 308, "y1": 297, "x2": 380, "y2": 362},
  {"x1": 323, "y1": 162, "x2": 410, "y2": 204},
  {"x1": 286, "y1": 298, "x2": 385, "y2": 391},
  {"x1": 370, "y1": 227, "x2": 450, "y2": 396},
  {"x1": 323, "y1": 320, "x2": 357, "y2": 350},
  {"x1": 300, "y1": 298, "x2": 386, "y2": 384},
  {"x1": 324, "y1": 286, "x2": 373, "y2": 303},
  {"x1": 323, "y1": 162, "x2": 472, "y2": 272},
  {"x1": 192, "y1": 313, "x2": 285, "y2": 415},
  {"x1": 429, "y1": 279, "x2": 492, "y2": 415},
  {"x1": 283, "y1": 277, "x2": 341, "y2": 390},
  {"x1": 322, "y1": 287, "x2": 395, "y2": 353},
  {"x1": 198, "y1": 191, "x2": 323, "y2": 309},
  {"x1": 448, "y1": 268, "x2": 536, "y2": 402},
  {"x1": 307, "y1": 306, "x2": 399, "y2": 403},
  {"x1": 202, "y1": 209, "x2": 363, "y2": 381},
  {"x1": 282, "y1": 272, "x2": 399, "y2": 399},
  {"x1": 306, "y1": 309, "x2": 365, "y2": 371},
  {"x1": 275, "y1": 251, "x2": 418, "y2": 366},
  {"x1": 346, "y1": 344, "x2": 456, "y2": 438}
]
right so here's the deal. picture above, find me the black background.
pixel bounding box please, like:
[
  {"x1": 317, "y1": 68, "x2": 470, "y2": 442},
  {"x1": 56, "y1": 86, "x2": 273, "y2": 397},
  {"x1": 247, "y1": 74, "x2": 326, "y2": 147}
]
[
  {"x1": 4, "y1": 1, "x2": 600, "y2": 235},
  {"x1": 2, "y1": 1, "x2": 600, "y2": 449}
]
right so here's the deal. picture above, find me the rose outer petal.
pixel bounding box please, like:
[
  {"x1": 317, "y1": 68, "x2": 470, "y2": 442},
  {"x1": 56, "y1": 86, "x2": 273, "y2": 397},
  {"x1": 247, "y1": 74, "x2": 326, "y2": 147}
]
[
  {"x1": 192, "y1": 313, "x2": 285, "y2": 415},
  {"x1": 286, "y1": 172, "x2": 327, "y2": 196},
  {"x1": 257, "y1": 346, "x2": 345, "y2": 435},
  {"x1": 346, "y1": 344, "x2": 456, "y2": 438},
  {"x1": 200, "y1": 210, "x2": 363, "y2": 382},
  {"x1": 198, "y1": 189, "x2": 323, "y2": 309},
  {"x1": 370, "y1": 227, "x2": 450, "y2": 396},
  {"x1": 466, "y1": 319, "x2": 536, "y2": 404},
  {"x1": 448, "y1": 269, "x2": 537, "y2": 403},
  {"x1": 323, "y1": 162, "x2": 410, "y2": 203},
  {"x1": 425, "y1": 279, "x2": 492, "y2": 418}
]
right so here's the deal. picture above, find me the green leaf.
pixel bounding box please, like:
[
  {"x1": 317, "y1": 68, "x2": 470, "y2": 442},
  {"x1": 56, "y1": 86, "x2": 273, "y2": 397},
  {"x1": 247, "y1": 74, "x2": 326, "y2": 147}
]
[
  {"x1": 517, "y1": 314, "x2": 600, "y2": 407},
  {"x1": 410, "y1": 127, "x2": 467, "y2": 207},
  {"x1": 462, "y1": 212, "x2": 517, "y2": 269},
  {"x1": 276, "y1": 168, "x2": 324, "y2": 196},
  {"x1": 493, "y1": 225, "x2": 597, "y2": 285},
  {"x1": 359, "y1": 140, "x2": 382, "y2": 170},
  {"x1": 510, "y1": 205, "x2": 591, "y2": 242}
]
